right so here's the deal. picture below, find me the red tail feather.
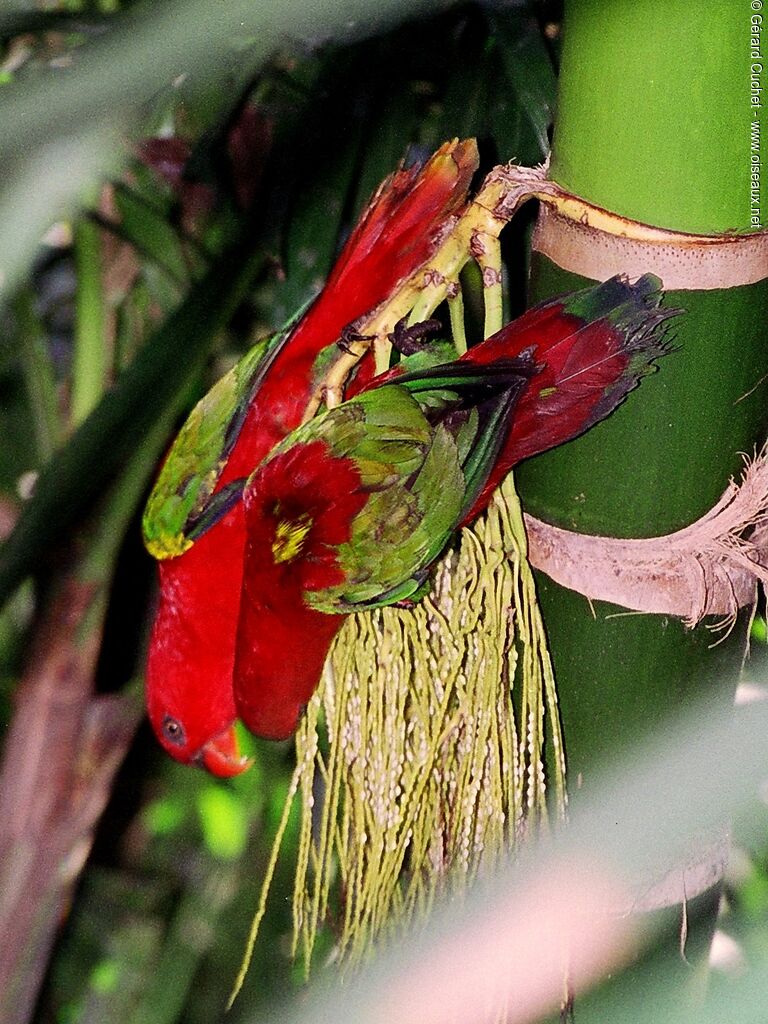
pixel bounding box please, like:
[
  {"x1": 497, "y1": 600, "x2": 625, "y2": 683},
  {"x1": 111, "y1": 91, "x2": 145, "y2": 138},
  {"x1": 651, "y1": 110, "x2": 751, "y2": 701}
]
[
  {"x1": 219, "y1": 139, "x2": 478, "y2": 482},
  {"x1": 460, "y1": 274, "x2": 677, "y2": 521}
]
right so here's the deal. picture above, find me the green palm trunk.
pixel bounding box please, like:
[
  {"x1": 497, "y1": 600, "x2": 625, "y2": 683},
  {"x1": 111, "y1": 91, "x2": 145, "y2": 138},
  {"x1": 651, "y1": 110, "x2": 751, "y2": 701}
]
[{"x1": 516, "y1": 0, "x2": 768, "y2": 1011}]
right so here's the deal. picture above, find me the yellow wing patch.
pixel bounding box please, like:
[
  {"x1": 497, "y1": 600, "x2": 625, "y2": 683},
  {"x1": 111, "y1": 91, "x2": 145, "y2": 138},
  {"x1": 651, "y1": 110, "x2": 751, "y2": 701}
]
[
  {"x1": 272, "y1": 514, "x2": 313, "y2": 564},
  {"x1": 144, "y1": 533, "x2": 194, "y2": 560}
]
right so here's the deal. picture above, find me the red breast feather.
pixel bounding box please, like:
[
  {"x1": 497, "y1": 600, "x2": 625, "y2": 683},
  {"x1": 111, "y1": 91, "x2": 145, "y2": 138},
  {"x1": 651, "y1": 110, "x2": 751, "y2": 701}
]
[{"x1": 234, "y1": 441, "x2": 367, "y2": 739}]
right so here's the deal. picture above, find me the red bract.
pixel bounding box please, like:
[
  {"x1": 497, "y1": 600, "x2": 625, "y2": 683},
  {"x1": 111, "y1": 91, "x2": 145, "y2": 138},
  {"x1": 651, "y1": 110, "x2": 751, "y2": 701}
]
[
  {"x1": 225, "y1": 103, "x2": 273, "y2": 210},
  {"x1": 137, "y1": 103, "x2": 273, "y2": 227},
  {"x1": 146, "y1": 140, "x2": 479, "y2": 774},
  {"x1": 138, "y1": 136, "x2": 191, "y2": 187},
  {"x1": 137, "y1": 136, "x2": 215, "y2": 226}
]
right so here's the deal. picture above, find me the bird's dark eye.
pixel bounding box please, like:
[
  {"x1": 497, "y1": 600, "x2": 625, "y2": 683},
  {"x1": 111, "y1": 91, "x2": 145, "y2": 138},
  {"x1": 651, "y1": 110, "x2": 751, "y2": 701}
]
[{"x1": 162, "y1": 715, "x2": 186, "y2": 747}]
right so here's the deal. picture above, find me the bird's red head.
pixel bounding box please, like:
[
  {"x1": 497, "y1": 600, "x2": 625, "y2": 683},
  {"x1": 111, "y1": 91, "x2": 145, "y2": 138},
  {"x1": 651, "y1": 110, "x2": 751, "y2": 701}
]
[{"x1": 146, "y1": 537, "x2": 252, "y2": 778}]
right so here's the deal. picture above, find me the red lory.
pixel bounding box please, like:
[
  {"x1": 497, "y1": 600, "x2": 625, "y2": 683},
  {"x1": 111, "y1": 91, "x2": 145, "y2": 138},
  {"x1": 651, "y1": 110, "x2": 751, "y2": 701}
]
[
  {"x1": 142, "y1": 140, "x2": 479, "y2": 775},
  {"x1": 233, "y1": 274, "x2": 677, "y2": 741}
]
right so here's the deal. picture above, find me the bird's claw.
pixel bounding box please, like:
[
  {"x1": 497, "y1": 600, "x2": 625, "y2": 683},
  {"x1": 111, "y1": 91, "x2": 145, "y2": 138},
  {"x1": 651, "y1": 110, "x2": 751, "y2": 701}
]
[
  {"x1": 388, "y1": 316, "x2": 442, "y2": 356},
  {"x1": 338, "y1": 323, "x2": 375, "y2": 354}
]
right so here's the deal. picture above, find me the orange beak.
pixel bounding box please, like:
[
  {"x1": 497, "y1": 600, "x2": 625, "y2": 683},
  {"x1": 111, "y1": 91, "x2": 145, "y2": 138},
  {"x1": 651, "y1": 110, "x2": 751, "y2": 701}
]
[{"x1": 197, "y1": 725, "x2": 252, "y2": 778}]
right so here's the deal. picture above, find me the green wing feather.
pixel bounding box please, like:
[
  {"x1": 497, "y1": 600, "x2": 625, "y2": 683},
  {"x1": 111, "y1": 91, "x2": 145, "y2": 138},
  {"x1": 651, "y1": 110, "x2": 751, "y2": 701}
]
[
  {"x1": 143, "y1": 324, "x2": 291, "y2": 559},
  {"x1": 331, "y1": 420, "x2": 465, "y2": 609},
  {"x1": 234, "y1": 352, "x2": 533, "y2": 613},
  {"x1": 143, "y1": 330, "x2": 463, "y2": 559}
]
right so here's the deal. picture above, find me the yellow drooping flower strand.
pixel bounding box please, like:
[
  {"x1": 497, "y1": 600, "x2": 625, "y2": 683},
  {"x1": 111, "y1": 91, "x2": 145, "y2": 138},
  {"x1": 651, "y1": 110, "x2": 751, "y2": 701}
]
[
  {"x1": 230, "y1": 477, "x2": 566, "y2": 1003},
  {"x1": 291, "y1": 473, "x2": 566, "y2": 972}
]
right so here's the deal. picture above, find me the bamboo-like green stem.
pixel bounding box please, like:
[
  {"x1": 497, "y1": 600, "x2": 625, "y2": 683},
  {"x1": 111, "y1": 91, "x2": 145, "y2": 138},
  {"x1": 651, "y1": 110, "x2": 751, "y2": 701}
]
[
  {"x1": 550, "y1": 0, "x2": 752, "y2": 234},
  {"x1": 517, "y1": 1, "x2": 767, "y2": 1016}
]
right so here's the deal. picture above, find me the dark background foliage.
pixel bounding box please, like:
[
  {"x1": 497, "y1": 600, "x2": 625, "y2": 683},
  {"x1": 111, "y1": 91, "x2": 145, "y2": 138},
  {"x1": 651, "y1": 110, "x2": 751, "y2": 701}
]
[{"x1": 0, "y1": 3, "x2": 766, "y2": 1023}]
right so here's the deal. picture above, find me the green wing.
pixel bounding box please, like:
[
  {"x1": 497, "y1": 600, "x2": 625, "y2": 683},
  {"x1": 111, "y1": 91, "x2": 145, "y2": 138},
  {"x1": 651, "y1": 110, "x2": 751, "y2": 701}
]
[
  {"x1": 142, "y1": 325, "x2": 291, "y2": 559},
  {"x1": 239, "y1": 353, "x2": 532, "y2": 612},
  {"x1": 331, "y1": 418, "x2": 465, "y2": 610},
  {"x1": 304, "y1": 362, "x2": 532, "y2": 611},
  {"x1": 270, "y1": 385, "x2": 465, "y2": 614}
]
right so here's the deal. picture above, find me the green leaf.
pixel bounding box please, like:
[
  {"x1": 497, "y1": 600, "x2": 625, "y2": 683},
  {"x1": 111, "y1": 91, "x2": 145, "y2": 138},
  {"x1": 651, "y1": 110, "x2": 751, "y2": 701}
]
[
  {"x1": 490, "y1": 9, "x2": 557, "y2": 160},
  {"x1": 0, "y1": 0, "x2": 446, "y2": 306},
  {"x1": 196, "y1": 786, "x2": 248, "y2": 861},
  {"x1": 142, "y1": 797, "x2": 186, "y2": 838},
  {"x1": 349, "y1": 41, "x2": 422, "y2": 218},
  {"x1": 72, "y1": 218, "x2": 108, "y2": 428},
  {"x1": 432, "y1": 14, "x2": 495, "y2": 144},
  {"x1": 112, "y1": 186, "x2": 192, "y2": 286},
  {"x1": 0, "y1": 230, "x2": 266, "y2": 606},
  {"x1": 265, "y1": 47, "x2": 378, "y2": 326},
  {"x1": 0, "y1": 11, "x2": 114, "y2": 39}
]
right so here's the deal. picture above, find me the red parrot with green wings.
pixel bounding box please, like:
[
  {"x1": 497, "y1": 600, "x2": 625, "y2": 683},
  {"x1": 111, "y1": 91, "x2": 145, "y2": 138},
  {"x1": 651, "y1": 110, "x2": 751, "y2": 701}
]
[
  {"x1": 142, "y1": 140, "x2": 479, "y2": 775},
  {"x1": 141, "y1": 139, "x2": 678, "y2": 774}
]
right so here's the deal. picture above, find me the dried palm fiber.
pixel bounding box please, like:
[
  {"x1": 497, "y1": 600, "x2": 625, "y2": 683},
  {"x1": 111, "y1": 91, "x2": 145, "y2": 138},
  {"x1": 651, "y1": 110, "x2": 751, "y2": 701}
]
[{"x1": 524, "y1": 446, "x2": 768, "y2": 634}]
